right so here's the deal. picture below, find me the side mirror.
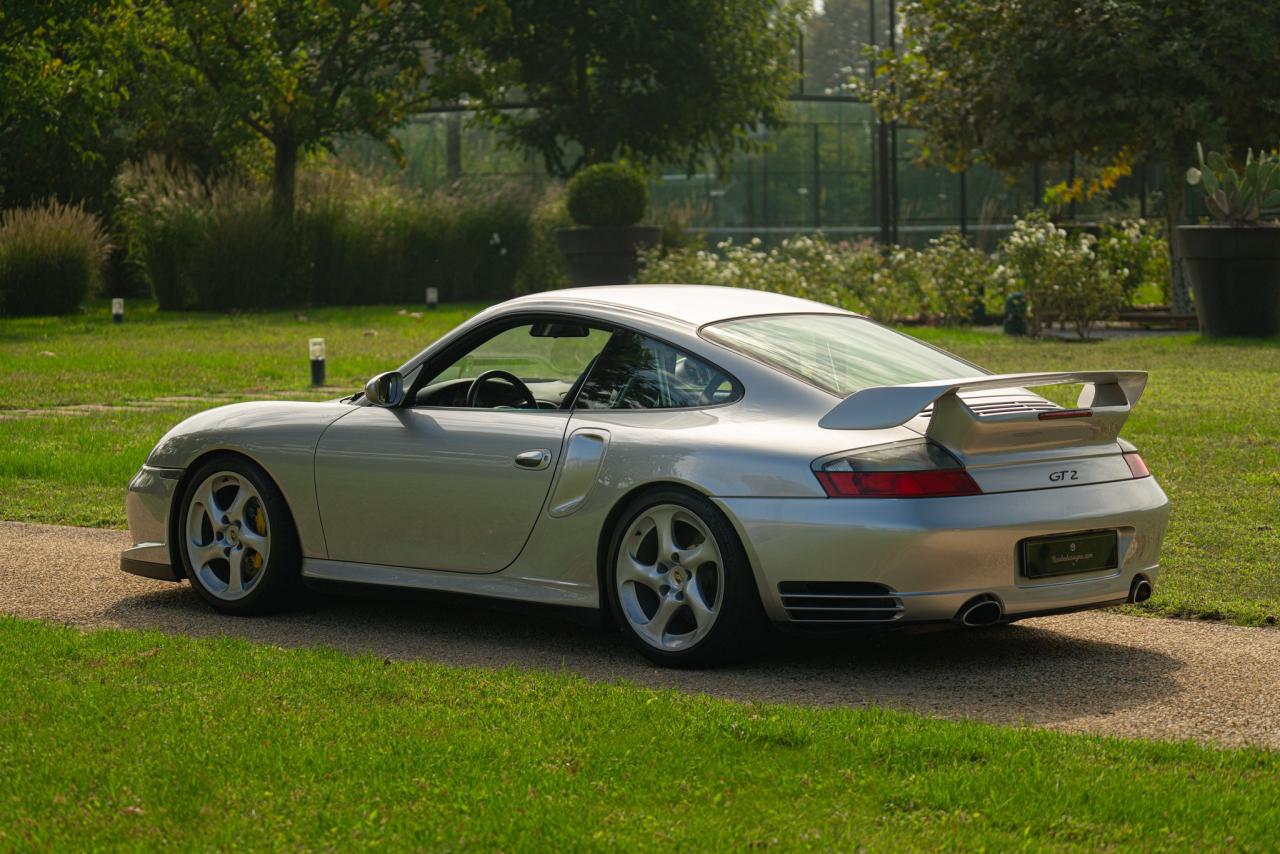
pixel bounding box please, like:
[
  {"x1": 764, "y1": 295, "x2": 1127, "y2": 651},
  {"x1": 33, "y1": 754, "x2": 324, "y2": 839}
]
[{"x1": 364, "y1": 371, "x2": 405, "y2": 407}]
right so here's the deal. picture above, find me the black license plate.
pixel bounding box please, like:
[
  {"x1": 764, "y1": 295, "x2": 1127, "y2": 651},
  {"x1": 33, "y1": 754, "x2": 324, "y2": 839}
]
[{"x1": 1021, "y1": 530, "x2": 1119, "y2": 578}]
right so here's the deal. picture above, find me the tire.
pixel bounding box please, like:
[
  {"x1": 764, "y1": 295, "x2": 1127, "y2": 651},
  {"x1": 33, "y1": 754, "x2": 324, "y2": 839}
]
[
  {"x1": 606, "y1": 488, "x2": 770, "y2": 668},
  {"x1": 176, "y1": 454, "x2": 301, "y2": 615}
]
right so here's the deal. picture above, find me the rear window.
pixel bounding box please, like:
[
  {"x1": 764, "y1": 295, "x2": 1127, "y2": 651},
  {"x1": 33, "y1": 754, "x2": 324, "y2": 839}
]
[{"x1": 701, "y1": 314, "x2": 980, "y2": 397}]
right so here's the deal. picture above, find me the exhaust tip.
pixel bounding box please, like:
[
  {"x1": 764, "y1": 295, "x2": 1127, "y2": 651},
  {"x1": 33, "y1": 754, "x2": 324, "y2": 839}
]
[
  {"x1": 957, "y1": 595, "x2": 1003, "y2": 627},
  {"x1": 1129, "y1": 576, "x2": 1153, "y2": 604}
]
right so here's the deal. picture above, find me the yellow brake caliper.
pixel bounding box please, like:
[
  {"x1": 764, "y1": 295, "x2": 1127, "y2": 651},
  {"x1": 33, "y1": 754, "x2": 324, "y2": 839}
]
[{"x1": 250, "y1": 506, "x2": 266, "y2": 571}]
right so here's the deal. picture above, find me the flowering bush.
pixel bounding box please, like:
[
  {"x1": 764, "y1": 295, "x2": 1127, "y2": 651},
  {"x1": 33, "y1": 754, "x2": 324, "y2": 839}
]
[
  {"x1": 640, "y1": 211, "x2": 1149, "y2": 336},
  {"x1": 638, "y1": 235, "x2": 925, "y2": 322},
  {"x1": 917, "y1": 231, "x2": 998, "y2": 323},
  {"x1": 1096, "y1": 218, "x2": 1170, "y2": 305},
  {"x1": 997, "y1": 211, "x2": 1124, "y2": 338}
]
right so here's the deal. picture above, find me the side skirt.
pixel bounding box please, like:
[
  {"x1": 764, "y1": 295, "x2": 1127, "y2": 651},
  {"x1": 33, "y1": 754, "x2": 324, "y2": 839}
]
[{"x1": 300, "y1": 558, "x2": 603, "y2": 628}]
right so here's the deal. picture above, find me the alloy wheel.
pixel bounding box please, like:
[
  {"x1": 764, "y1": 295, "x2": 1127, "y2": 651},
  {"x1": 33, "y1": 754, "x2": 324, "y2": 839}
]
[
  {"x1": 184, "y1": 470, "x2": 271, "y2": 600},
  {"x1": 616, "y1": 503, "x2": 724, "y2": 651}
]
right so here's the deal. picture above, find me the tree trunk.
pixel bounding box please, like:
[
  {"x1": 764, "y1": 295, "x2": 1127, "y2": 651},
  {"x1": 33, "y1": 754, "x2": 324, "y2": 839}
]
[
  {"x1": 272, "y1": 139, "x2": 299, "y2": 221},
  {"x1": 1164, "y1": 162, "x2": 1194, "y2": 314}
]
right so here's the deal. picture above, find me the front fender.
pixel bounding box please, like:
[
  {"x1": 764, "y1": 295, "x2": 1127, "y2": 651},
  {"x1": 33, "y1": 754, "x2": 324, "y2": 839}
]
[{"x1": 145, "y1": 400, "x2": 355, "y2": 560}]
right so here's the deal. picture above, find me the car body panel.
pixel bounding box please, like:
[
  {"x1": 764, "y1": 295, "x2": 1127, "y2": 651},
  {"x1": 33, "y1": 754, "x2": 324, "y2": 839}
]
[
  {"x1": 717, "y1": 476, "x2": 1168, "y2": 624},
  {"x1": 313, "y1": 406, "x2": 571, "y2": 572},
  {"x1": 122, "y1": 285, "x2": 1171, "y2": 632},
  {"x1": 143, "y1": 401, "x2": 353, "y2": 559}
]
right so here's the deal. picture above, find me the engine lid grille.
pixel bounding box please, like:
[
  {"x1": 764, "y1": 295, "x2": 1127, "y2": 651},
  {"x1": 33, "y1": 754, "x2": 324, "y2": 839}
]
[{"x1": 921, "y1": 397, "x2": 1060, "y2": 418}]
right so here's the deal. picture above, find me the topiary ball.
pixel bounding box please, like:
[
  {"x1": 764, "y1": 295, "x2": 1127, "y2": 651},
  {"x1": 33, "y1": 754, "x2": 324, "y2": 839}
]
[{"x1": 566, "y1": 163, "x2": 648, "y2": 228}]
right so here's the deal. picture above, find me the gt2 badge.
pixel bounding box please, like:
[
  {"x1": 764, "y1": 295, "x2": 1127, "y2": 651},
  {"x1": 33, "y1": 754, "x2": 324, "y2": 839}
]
[{"x1": 1049, "y1": 469, "x2": 1080, "y2": 482}]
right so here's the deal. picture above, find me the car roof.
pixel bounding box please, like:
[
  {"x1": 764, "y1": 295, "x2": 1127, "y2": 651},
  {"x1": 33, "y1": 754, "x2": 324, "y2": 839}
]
[{"x1": 503, "y1": 284, "x2": 854, "y2": 327}]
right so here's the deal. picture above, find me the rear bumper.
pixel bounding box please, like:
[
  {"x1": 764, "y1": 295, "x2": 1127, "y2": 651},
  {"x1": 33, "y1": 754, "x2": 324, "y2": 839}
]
[
  {"x1": 122, "y1": 465, "x2": 183, "y2": 582},
  {"x1": 715, "y1": 476, "x2": 1170, "y2": 626}
]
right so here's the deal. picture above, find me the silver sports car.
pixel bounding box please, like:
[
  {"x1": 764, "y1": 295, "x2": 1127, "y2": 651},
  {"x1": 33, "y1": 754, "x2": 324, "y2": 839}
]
[{"x1": 122, "y1": 285, "x2": 1170, "y2": 667}]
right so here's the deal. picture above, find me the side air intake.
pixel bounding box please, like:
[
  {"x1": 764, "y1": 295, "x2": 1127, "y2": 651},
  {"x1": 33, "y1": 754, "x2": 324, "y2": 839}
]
[{"x1": 778, "y1": 581, "x2": 904, "y2": 623}]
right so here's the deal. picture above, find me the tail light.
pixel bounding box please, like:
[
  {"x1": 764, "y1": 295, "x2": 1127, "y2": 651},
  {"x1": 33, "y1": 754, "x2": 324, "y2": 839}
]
[
  {"x1": 1123, "y1": 451, "x2": 1151, "y2": 478},
  {"x1": 814, "y1": 440, "x2": 982, "y2": 499}
]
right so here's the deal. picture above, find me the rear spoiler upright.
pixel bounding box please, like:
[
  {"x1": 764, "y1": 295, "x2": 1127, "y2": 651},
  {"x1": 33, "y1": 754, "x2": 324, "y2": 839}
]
[{"x1": 818, "y1": 371, "x2": 1149, "y2": 456}]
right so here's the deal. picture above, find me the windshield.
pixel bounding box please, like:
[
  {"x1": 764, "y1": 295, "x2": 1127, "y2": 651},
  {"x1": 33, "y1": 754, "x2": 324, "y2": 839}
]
[{"x1": 702, "y1": 314, "x2": 982, "y2": 397}]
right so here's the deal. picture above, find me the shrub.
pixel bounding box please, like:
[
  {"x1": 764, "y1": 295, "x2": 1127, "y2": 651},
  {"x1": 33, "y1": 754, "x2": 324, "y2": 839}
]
[
  {"x1": 642, "y1": 214, "x2": 1147, "y2": 334},
  {"x1": 189, "y1": 187, "x2": 304, "y2": 310},
  {"x1": 653, "y1": 198, "x2": 710, "y2": 250},
  {"x1": 917, "y1": 231, "x2": 999, "y2": 324},
  {"x1": 119, "y1": 162, "x2": 540, "y2": 309},
  {"x1": 300, "y1": 171, "x2": 452, "y2": 306},
  {"x1": 515, "y1": 187, "x2": 571, "y2": 295},
  {"x1": 1096, "y1": 218, "x2": 1170, "y2": 305},
  {"x1": 446, "y1": 188, "x2": 536, "y2": 302},
  {"x1": 566, "y1": 163, "x2": 648, "y2": 227},
  {"x1": 997, "y1": 211, "x2": 1124, "y2": 338},
  {"x1": 639, "y1": 234, "x2": 914, "y2": 322},
  {"x1": 0, "y1": 199, "x2": 110, "y2": 316}
]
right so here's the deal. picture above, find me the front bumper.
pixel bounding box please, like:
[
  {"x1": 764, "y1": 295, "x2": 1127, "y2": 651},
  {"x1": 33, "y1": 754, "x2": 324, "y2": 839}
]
[
  {"x1": 121, "y1": 465, "x2": 184, "y2": 582},
  {"x1": 716, "y1": 476, "x2": 1170, "y2": 626}
]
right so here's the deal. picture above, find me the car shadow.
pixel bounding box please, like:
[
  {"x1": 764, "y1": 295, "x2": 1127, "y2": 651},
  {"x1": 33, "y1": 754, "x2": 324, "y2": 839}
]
[{"x1": 101, "y1": 581, "x2": 1183, "y2": 729}]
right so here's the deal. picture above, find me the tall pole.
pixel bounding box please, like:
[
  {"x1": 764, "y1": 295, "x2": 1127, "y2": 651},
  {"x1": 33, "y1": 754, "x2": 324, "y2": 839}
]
[
  {"x1": 812, "y1": 124, "x2": 822, "y2": 229},
  {"x1": 872, "y1": 0, "x2": 891, "y2": 245},
  {"x1": 888, "y1": 0, "x2": 899, "y2": 245}
]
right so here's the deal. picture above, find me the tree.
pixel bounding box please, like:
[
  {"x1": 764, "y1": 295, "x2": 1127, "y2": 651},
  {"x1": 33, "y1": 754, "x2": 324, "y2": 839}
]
[
  {"x1": 864, "y1": 0, "x2": 1280, "y2": 312},
  {"x1": 159, "y1": 0, "x2": 480, "y2": 218},
  {"x1": 0, "y1": 1, "x2": 137, "y2": 209},
  {"x1": 470, "y1": 0, "x2": 807, "y2": 177}
]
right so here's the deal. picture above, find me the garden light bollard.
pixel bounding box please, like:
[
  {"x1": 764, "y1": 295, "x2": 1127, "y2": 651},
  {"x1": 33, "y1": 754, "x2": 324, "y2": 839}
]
[
  {"x1": 112, "y1": 298, "x2": 123, "y2": 324},
  {"x1": 1003, "y1": 292, "x2": 1029, "y2": 336},
  {"x1": 309, "y1": 338, "x2": 326, "y2": 387},
  {"x1": 426, "y1": 287, "x2": 439, "y2": 310}
]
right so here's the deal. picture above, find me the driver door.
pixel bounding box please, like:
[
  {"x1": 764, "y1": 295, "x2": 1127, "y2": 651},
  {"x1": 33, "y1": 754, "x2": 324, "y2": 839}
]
[{"x1": 313, "y1": 319, "x2": 613, "y2": 573}]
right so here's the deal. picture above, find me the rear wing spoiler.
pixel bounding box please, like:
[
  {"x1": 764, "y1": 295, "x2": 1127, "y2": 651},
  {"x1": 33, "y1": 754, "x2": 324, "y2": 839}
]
[{"x1": 819, "y1": 371, "x2": 1148, "y2": 454}]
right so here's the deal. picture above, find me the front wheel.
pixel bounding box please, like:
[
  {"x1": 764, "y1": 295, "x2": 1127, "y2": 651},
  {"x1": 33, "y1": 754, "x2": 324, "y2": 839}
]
[
  {"x1": 177, "y1": 455, "x2": 300, "y2": 615},
  {"x1": 607, "y1": 489, "x2": 769, "y2": 668}
]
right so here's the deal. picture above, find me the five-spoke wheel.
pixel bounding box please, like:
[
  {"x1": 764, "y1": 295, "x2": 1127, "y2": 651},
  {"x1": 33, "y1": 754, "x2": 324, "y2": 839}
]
[
  {"x1": 616, "y1": 503, "x2": 724, "y2": 651},
  {"x1": 178, "y1": 455, "x2": 299, "y2": 614},
  {"x1": 608, "y1": 489, "x2": 767, "y2": 667},
  {"x1": 185, "y1": 470, "x2": 270, "y2": 600}
]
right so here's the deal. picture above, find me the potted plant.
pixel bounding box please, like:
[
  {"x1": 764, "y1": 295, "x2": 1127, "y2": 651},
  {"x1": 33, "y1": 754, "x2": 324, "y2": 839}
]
[
  {"x1": 555, "y1": 163, "x2": 660, "y2": 287},
  {"x1": 1181, "y1": 144, "x2": 1280, "y2": 337}
]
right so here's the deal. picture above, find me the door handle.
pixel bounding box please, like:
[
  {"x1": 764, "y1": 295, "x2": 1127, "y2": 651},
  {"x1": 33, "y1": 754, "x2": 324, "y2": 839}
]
[{"x1": 514, "y1": 449, "x2": 551, "y2": 470}]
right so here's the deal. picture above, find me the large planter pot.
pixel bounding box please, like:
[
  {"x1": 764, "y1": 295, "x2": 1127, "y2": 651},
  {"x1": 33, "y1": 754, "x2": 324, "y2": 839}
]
[
  {"x1": 1177, "y1": 225, "x2": 1280, "y2": 337},
  {"x1": 555, "y1": 225, "x2": 661, "y2": 287}
]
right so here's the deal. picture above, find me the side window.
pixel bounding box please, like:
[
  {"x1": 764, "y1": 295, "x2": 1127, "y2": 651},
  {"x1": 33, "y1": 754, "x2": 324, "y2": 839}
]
[
  {"x1": 576, "y1": 331, "x2": 741, "y2": 410},
  {"x1": 414, "y1": 320, "x2": 613, "y2": 408}
]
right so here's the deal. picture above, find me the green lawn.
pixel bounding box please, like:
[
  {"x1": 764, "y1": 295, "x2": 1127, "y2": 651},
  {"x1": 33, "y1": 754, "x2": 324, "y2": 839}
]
[
  {"x1": 1, "y1": 301, "x2": 1278, "y2": 623},
  {"x1": 0, "y1": 616, "x2": 1276, "y2": 849}
]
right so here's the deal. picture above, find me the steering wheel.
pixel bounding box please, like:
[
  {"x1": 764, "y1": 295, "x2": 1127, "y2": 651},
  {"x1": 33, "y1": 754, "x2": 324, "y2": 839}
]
[{"x1": 465, "y1": 369, "x2": 539, "y2": 409}]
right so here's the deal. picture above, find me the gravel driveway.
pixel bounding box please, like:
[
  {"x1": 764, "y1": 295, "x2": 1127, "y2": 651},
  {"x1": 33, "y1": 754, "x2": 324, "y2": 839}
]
[{"x1": 4, "y1": 521, "x2": 1277, "y2": 749}]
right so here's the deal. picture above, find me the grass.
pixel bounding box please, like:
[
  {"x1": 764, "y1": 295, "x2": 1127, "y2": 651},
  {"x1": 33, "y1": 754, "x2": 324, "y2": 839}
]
[
  {"x1": 1, "y1": 300, "x2": 479, "y2": 526},
  {"x1": 1, "y1": 615, "x2": 1277, "y2": 849},
  {"x1": 0, "y1": 299, "x2": 482, "y2": 405},
  {"x1": 1, "y1": 301, "x2": 1278, "y2": 624}
]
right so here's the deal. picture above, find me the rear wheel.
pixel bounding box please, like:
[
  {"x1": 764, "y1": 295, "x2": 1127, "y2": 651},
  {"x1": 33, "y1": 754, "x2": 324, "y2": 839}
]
[
  {"x1": 607, "y1": 489, "x2": 768, "y2": 668},
  {"x1": 178, "y1": 456, "x2": 300, "y2": 615}
]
